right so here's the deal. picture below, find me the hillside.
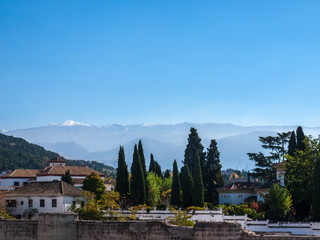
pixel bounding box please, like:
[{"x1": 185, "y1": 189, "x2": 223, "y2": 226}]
[{"x1": 0, "y1": 133, "x2": 114, "y2": 173}]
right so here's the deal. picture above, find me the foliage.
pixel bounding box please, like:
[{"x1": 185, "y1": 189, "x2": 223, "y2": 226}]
[
  {"x1": 0, "y1": 191, "x2": 13, "y2": 219},
  {"x1": 146, "y1": 172, "x2": 162, "y2": 206},
  {"x1": 296, "y1": 126, "x2": 306, "y2": 151},
  {"x1": 138, "y1": 140, "x2": 147, "y2": 179},
  {"x1": 149, "y1": 154, "x2": 162, "y2": 178},
  {"x1": 82, "y1": 172, "x2": 106, "y2": 200},
  {"x1": 130, "y1": 144, "x2": 146, "y2": 205},
  {"x1": 180, "y1": 164, "x2": 193, "y2": 208},
  {"x1": 285, "y1": 136, "x2": 318, "y2": 220},
  {"x1": 265, "y1": 183, "x2": 292, "y2": 221},
  {"x1": 65, "y1": 159, "x2": 115, "y2": 173},
  {"x1": 170, "y1": 160, "x2": 182, "y2": 207},
  {"x1": 164, "y1": 169, "x2": 171, "y2": 178},
  {"x1": 203, "y1": 139, "x2": 224, "y2": 205},
  {"x1": 74, "y1": 192, "x2": 104, "y2": 220},
  {"x1": 115, "y1": 146, "x2": 130, "y2": 196},
  {"x1": 312, "y1": 158, "x2": 320, "y2": 221},
  {"x1": 248, "y1": 132, "x2": 291, "y2": 182},
  {"x1": 61, "y1": 170, "x2": 74, "y2": 185},
  {"x1": 186, "y1": 206, "x2": 205, "y2": 212},
  {"x1": 193, "y1": 151, "x2": 204, "y2": 207},
  {"x1": 183, "y1": 127, "x2": 205, "y2": 175},
  {"x1": 221, "y1": 204, "x2": 265, "y2": 220},
  {"x1": 167, "y1": 209, "x2": 195, "y2": 227},
  {"x1": 288, "y1": 131, "x2": 297, "y2": 156}
]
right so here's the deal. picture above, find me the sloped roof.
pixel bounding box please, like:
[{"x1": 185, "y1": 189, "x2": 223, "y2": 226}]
[
  {"x1": 37, "y1": 166, "x2": 104, "y2": 177},
  {"x1": 218, "y1": 182, "x2": 262, "y2": 192},
  {"x1": 49, "y1": 156, "x2": 66, "y2": 163},
  {"x1": 6, "y1": 181, "x2": 83, "y2": 197},
  {"x1": 274, "y1": 161, "x2": 286, "y2": 169},
  {"x1": 1, "y1": 169, "x2": 39, "y2": 178}
]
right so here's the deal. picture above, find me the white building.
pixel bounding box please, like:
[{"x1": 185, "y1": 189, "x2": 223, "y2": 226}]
[
  {"x1": 217, "y1": 182, "x2": 268, "y2": 205},
  {"x1": 5, "y1": 181, "x2": 84, "y2": 219},
  {"x1": 0, "y1": 169, "x2": 39, "y2": 190},
  {"x1": 274, "y1": 161, "x2": 286, "y2": 186}
]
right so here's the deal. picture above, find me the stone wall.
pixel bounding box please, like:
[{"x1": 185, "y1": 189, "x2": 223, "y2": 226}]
[{"x1": 1, "y1": 213, "x2": 320, "y2": 240}]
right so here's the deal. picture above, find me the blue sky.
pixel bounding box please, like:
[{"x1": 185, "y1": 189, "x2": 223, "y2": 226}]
[{"x1": 1, "y1": 0, "x2": 320, "y2": 130}]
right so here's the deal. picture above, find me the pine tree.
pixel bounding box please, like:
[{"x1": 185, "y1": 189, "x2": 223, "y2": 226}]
[
  {"x1": 115, "y1": 146, "x2": 130, "y2": 196},
  {"x1": 130, "y1": 144, "x2": 146, "y2": 205},
  {"x1": 288, "y1": 131, "x2": 297, "y2": 156},
  {"x1": 170, "y1": 160, "x2": 182, "y2": 207},
  {"x1": 180, "y1": 164, "x2": 194, "y2": 208},
  {"x1": 183, "y1": 128, "x2": 205, "y2": 175},
  {"x1": 149, "y1": 154, "x2": 156, "y2": 173},
  {"x1": 296, "y1": 126, "x2": 306, "y2": 151},
  {"x1": 193, "y1": 151, "x2": 204, "y2": 207},
  {"x1": 312, "y1": 158, "x2": 320, "y2": 221},
  {"x1": 203, "y1": 139, "x2": 224, "y2": 204},
  {"x1": 61, "y1": 170, "x2": 74, "y2": 185}
]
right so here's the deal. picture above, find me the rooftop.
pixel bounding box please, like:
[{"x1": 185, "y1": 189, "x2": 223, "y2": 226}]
[
  {"x1": 1, "y1": 169, "x2": 39, "y2": 178},
  {"x1": 218, "y1": 182, "x2": 262, "y2": 192},
  {"x1": 37, "y1": 166, "x2": 104, "y2": 177}
]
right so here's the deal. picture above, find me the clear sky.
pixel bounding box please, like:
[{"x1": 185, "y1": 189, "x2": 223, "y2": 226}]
[{"x1": 1, "y1": 0, "x2": 320, "y2": 130}]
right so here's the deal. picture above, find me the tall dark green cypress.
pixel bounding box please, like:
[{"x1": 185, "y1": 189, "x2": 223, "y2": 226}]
[
  {"x1": 149, "y1": 154, "x2": 156, "y2": 173},
  {"x1": 170, "y1": 160, "x2": 182, "y2": 207},
  {"x1": 155, "y1": 161, "x2": 162, "y2": 178},
  {"x1": 193, "y1": 151, "x2": 204, "y2": 207},
  {"x1": 115, "y1": 146, "x2": 130, "y2": 196},
  {"x1": 203, "y1": 139, "x2": 224, "y2": 204},
  {"x1": 130, "y1": 144, "x2": 146, "y2": 205},
  {"x1": 288, "y1": 131, "x2": 297, "y2": 156},
  {"x1": 181, "y1": 164, "x2": 194, "y2": 208},
  {"x1": 61, "y1": 170, "x2": 74, "y2": 185},
  {"x1": 164, "y1": 169, "x2": 171, "y2": 178},
  {"x1": 312, "y1": 158, "x2": 320, "y2": 221},
  {"x1": 183, "y1": 127, "x2": 205, "y2": 175},
  {"x1": 296, "y1": 126, "x2": 306, "y2": 151},
  {"x1": 138, "y1": 140, "x2": 147, "y2": 178}
]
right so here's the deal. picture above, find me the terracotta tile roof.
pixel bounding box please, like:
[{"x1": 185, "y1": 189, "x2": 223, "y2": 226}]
[
  {"x1": 273, "y1": 161, "x2": 286, "y2": 169},
  {"x1": 72, "y1": 178, "x2": 84, "y2": 185},
  {"x1": 1, "y1": 169, "x2": 39, "y2": 178},
  {"x1": 49, "y1": 156, "x2": 66, "y2": 163},
  {"x1": 218, "y1": 182, "x2": 262, "y2": 192},
  {"x1": 6, "y1": 181, "x2": 83, "y2": 197},
  {"x1": 37, "y1": 166, "x2": 104, "y2": 177}
]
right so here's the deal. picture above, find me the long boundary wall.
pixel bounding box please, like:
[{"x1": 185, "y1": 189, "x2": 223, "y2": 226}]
[{"x1": 1, "y1": 213, "x2": 320, "y2": 240}]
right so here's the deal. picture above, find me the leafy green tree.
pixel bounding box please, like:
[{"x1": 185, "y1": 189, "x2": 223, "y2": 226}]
[
  {"x1": 180, "y1": 164, "x2": 193, "y2": 208},
  {"x1": 193, "y1": 152, "x2": 204, "y2": 207},
  {"x1": 61, "y1": 170, "x2": 74, "y2": 185},
  {"x1": 265, "y1": 183, "x2": 292, "y2": 221},
  {"x1": 115, "y1": 146, "x2": 130, "y2": 196},
  {"x1": 312, "y1": 157, "x2": 320, "y2": 221},
  {"x1": 203, "y1": 139, "x2": 224, "y2": 204},
  {"x1": 170, "y1": 160, "x2": 182, "y2": 207},
  {"x1": 130, "y1": 144, "x2": 146, "y2": 205},
  {"x1": 82, "y1": 172, "x2": 106, "y2": 200},
  {"x1": 288, "y1": 131, "x2": 297, "y2": 156},
  {"x1": 183, "y1": 128, "x2": 205, "y2": 175},
  {"x1": 248, "y1": 132, "x2": 291, "y2": 182},
  {"x1": 146, "y1": 172, "x2": 162, "y2": 206},
  {"x1": 296, "y1": 126, "x2": 306, "y2": 151},
  {"x1": 285, "y1": 137, "x2": 318, "y2": 220},
  {"x1": 164, "y1": 169, "x2": 171, "y2": 178}
]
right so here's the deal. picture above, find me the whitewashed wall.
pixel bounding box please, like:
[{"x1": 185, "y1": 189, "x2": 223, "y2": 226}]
[
  {"x1": 0, "y1": 178, "x2": 30, "y2": 190},
  {"x1": 219, "y1": 192, "x2": 254, "y2": 205}
]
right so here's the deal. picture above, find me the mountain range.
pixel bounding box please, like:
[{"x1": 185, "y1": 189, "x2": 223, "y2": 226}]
[{"x1": 4, "y1": 120, "x2": 320, "y2": 170}]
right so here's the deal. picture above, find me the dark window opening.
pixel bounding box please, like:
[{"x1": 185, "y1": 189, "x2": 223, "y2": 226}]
[
  {"x1": 28, "y1": 199, "x2": 33, "y2": 207},
  {"x1": 14, "y1": 182, "x2": 19, "y2": 186},
  {"x1": 6, "y1": 200, "x2": 16, "y2": 207},
  {"x1": 40, "y1": 199, "x2": 45, "y2": 207},
  {"x1": 52, "y1": 199, "x2": 57, "y2": 207}
]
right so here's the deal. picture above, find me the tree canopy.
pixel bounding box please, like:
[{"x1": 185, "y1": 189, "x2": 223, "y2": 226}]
[
  {"x1": 82, "y1": 172, "x2": 106, "y2": 200},
  {"x1": 115, "y1": 146, "x2": 130, "y2": 196},
  {"x1": 170, "y1": 160, "x2": 182, "y2": 207}
]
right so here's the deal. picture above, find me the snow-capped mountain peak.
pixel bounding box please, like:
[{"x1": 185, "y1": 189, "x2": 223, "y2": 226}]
[{"x1": 60, "y1": 120, "x2": 91, "y2": 127}]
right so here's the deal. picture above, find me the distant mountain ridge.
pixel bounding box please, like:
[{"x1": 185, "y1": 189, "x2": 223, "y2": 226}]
[{"x1": 5, "y1": 121, "x2": 320, "y2": 170}]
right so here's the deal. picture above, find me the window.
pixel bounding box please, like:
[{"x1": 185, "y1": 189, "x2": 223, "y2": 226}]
[
  {"x1": 28, "y1": 199, "x2": 33, "y2": 207},
  {"x1": 6, "y1": 200, "x2": 16, "y2": 207},
  {"x1": 20, "y1": 201, "x2": 24, "y2": 205},
  {"x1": 40, "y1": 199, "x2": 45, "y2": 207},
  {"x1": 52, "y1": 199, "x2": 57, "y2": 207},
  {"x1": 14, "y1": 181, "x2": 19, "y2": 186}
]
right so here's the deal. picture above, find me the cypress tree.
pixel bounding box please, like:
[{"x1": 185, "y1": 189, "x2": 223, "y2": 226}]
[
  {"x1": 193, "y1": 151, "x2": 204, "y2": 207},
  {"x1": 203, "y1": 139, "x2": 224, "y2": 204},
  {"x1": 296, "y1": 126, "x2": 306, "y2": 151},
  {"x1": 149, "y1": 154, "x2": 156, "y2": 173},
  {"x1": 312, "y1": 158, "x2": 320, "y2": 221},
  {"x1": 155, "y1": 161, "x2": 162, "y2": 178},
  {"x1": 164, "y1": 169, "x2": 171, "y2": 178},
  {"x1": 61, "y1": 170, "x2": 74, "y2": 185},
  {"x1": 138, "y1": 140, "x2": 147, "y2": 178},
  {"x1": 183, "y1": 128, "x2": 205, "y2": 175},
  {"x1": 288, "y1": 131, "x2": 297, "y2": 156},
  {"x1": 181, "y1": 164, "x2": 194, "y2": 208},
  {"x1": 130, "y1": 144, "x2": 146, "y2": 205},
  {"x1": 170, "y1": 160, "x2": 182, "y2": 207},
  {"x1": 115, "y1": 146, "x2": 130, "y2": 196}
]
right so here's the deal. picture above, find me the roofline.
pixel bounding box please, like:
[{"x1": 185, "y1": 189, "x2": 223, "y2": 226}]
[
  {"x1": 36, "y1": 174, "x2": 104, "y2": 177},
  {"x1": 0, "y1": 177, "x2": 36, "y2": 179}
]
